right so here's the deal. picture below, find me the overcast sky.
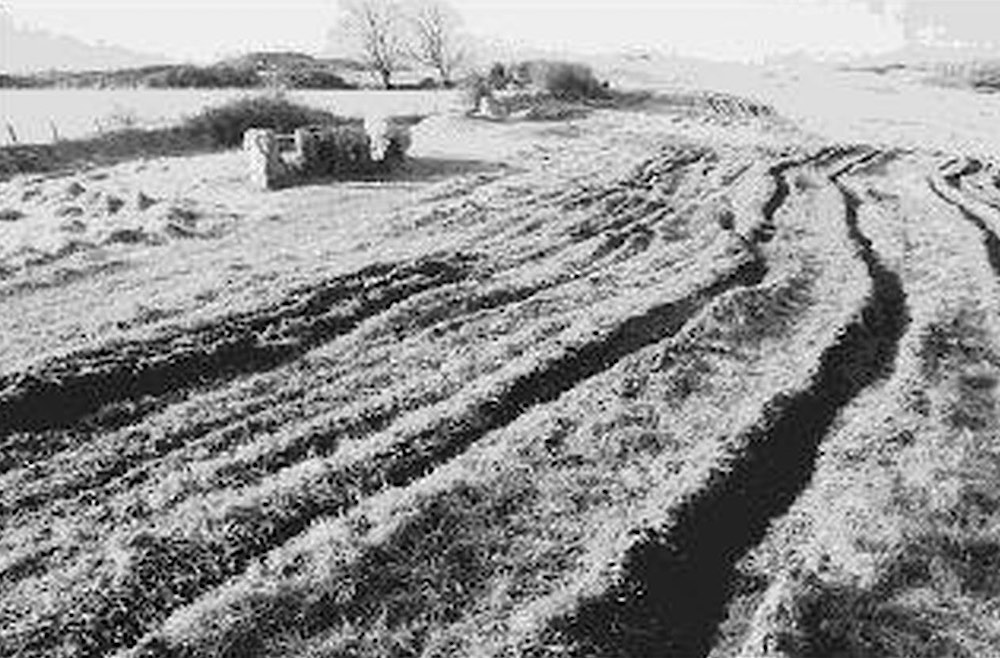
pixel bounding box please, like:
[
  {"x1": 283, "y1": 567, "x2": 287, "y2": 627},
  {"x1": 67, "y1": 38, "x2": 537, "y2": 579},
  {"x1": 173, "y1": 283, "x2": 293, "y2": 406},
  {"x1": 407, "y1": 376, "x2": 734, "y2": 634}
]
[{"x1": 1, "y1": 0, "x2": 996, "y2": 64}]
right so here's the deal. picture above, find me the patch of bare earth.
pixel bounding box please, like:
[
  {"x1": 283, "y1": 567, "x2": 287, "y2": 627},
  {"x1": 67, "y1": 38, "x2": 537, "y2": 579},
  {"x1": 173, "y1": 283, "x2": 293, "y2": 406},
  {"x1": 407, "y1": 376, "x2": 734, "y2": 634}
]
[{"x1": 2, "y1": 88, "x2": 1000, "y2": 658}]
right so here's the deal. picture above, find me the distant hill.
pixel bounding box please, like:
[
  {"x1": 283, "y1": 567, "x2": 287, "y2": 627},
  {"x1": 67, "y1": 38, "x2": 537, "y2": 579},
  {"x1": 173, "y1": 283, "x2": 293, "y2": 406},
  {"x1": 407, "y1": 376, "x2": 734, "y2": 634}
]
[
  {"x1": 0, "y1": 10, "x2": 167, "y2": 74},
  {"x1": 0, "y1": 12, "x2": 372, "y2": 90},
  {"x1": 0, "y1": 49, "x2": 369, "y2": 90},
  {"x1": 221, "y1": 52, "x2": 366, "y2": 73},
  {"x1": 0, "y1": 46, "x2": 469, "y2": 90}
]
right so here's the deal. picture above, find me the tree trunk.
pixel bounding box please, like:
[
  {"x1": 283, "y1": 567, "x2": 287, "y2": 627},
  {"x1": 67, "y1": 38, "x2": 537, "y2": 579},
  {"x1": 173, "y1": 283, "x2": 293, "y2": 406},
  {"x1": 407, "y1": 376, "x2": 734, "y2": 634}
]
[{"x1": 437, "y1": 65, "x2": 452, "y2": 88}]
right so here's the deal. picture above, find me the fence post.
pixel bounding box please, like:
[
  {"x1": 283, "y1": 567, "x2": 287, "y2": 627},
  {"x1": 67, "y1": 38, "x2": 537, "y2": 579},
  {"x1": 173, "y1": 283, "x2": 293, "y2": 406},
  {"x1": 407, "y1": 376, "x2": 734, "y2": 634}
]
[
  {"x1": 50, "y1": 120, "x2": 60, "y2": 142},
  {"x1": 5, "y1": 122, "x2": 17, "y2": 145}
]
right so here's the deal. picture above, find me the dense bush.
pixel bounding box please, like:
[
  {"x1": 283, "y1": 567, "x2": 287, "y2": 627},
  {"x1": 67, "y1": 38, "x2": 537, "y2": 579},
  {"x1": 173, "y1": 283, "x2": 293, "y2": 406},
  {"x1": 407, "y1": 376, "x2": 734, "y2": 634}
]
[
  {"x1": 145, "y1": 65, "x2": 261, "y2": 89},
  {"x1": 488, "y1": 63, "x2": 510, "y2": 90},
  {"x1": 180, "y1": 96, "x2": 339, "y2": 148},
  {"x1": 279, "y1": 69, "x2": 355, "y2": 90},
  {"x1": 969, "y1": 66, "x2": 1000, "y2": 91},
  {"x1": 513, "y1": 60, "x2": 609, "y2": 100},
  {"x1": 469, "y1": 60, "x2": 609, "y2": 101},
  {"x1": 458, "y1": 72, "x2": 492, "y2": 112},
  {"x1": 0, "y1": 97, "x2": 347, "y2": 178},
  {"x1": 0, "y1": 74, "x2": 42, "y2": 88}
]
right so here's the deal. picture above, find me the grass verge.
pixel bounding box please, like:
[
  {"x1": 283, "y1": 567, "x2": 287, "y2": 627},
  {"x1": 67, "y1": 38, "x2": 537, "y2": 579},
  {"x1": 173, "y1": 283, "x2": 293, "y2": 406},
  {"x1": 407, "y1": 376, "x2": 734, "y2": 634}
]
[{"x1": 0, "y1": 95, "x2": 344, "y2": 180}]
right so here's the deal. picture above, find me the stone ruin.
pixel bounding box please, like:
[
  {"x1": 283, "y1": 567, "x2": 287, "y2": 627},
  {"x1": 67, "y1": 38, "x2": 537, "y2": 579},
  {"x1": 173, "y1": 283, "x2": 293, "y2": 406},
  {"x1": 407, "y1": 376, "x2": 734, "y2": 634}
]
[{"x1": 243, "y1": 116, "x2": 412, "y2": 190}]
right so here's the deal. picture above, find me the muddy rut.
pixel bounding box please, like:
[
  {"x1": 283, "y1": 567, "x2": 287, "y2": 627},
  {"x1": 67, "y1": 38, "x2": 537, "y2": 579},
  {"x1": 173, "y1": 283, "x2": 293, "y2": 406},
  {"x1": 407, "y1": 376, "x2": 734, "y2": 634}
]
[
  {"x1": 514, "y1": 148, "x2": 911, "y2": 657},
  {"x1": 3, "y1": 110, "x2": 999, "y2": 658}
]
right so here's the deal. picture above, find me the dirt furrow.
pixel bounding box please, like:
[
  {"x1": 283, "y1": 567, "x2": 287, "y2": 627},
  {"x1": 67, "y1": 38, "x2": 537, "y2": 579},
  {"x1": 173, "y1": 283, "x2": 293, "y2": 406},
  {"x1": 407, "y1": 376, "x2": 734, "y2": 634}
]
[
  {"x1": 728, "y1": 155, "x2": 1000, "y2": 658},
  {"x1": 942, "y1": 157, "x2": 983, "y2": 188},
  {"x1": 0, "y1": 246, "x2": 767, "y2": 658},
  {"x1": 0, "y1": 271, "x2": 569, "y2": 518},
  {"x1": 754, "y1": 156, "x2": 811, "y2": 243},
  {"x1": 1, "y1": 146, "x2": 736, "y2": 628},
  {"x1": 531, "y1": 169, "x2": 909, "y2": 657},
  {"x1": 102, "y1": 154, "x2": 813, "y2": 658},
  {"x1": 0, "y1": 253, "x2": 476, "y2": 467},
  {"x1": 755, "y1": 147, "x2": 877, "y2": 244},
  {"x1": 929, "y1": 167, "x2": 1000, "y2": 279}
]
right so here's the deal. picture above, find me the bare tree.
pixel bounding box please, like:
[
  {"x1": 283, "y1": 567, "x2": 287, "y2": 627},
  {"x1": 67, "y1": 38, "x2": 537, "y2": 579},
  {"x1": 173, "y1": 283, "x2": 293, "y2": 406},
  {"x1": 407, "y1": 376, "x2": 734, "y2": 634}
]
[
  {"x1": 406, "y1": 0, "x2": 465, "y2": 87},
  {"x1": 339, "y1": 0, "x2": 406, "y2": 89}
]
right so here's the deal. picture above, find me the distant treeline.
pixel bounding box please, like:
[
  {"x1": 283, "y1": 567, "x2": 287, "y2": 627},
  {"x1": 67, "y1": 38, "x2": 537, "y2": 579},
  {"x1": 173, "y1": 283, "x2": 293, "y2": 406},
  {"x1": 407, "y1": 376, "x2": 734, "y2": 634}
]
[
  {"x1": 844, "y1": 59, "x2": 1000, "y2": 94},
  {"x1": 0, "y1": 52, "x2": 376, "y2": 90},
  {"x1": 926, "y1": 60, "x2": 1000, "y2": 92}
]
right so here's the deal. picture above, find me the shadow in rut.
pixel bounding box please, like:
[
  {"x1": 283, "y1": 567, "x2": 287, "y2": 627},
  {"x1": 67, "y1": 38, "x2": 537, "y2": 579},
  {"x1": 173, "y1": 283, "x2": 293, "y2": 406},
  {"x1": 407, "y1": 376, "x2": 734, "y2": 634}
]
[
  {"x1": 275, "y1": 156, "x2": 514, "y2": 190},
  {"x1": 549, "y1": 171, "x2": 909, "y2": 657},
  {"x1": 0, "y1": 253, "x2": 477, "y2": 452}
]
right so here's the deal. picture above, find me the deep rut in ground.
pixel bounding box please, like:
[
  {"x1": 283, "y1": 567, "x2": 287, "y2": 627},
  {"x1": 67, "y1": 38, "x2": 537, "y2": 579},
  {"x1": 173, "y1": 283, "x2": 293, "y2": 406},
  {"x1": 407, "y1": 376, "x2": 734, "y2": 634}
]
[
  {"x1": 546, "y1": 155, "x2": 910, "y2": 657},
  {"x1": 0, "y1": 152, "x2": 773, "y2": 658},
  {"x1": 0, "y1": 254, "x2": 476, "y2": 469},
  {"x1": 21, "y1": 263, "x2": 768, "y2": 658},
  {"x1": 931, "y1": 159, "x2": 1000, "y2": 278}
]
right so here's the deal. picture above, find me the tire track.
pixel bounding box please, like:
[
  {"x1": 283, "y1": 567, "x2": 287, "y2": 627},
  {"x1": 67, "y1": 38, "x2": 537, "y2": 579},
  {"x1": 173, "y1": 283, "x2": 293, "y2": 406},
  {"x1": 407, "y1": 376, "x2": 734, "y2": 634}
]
[
  {"x1": 3, "y1": 249, "x2": 769, "y2": 658},
  {"x1": 0, "y1": 147, "x2": 770, "y2": 658},
  {"x1": 943, "y1": 157, "x2": 983, "y2": 188},
  {"x1": 752, "y1": 156, "x2": 803, "y2": 243},
  {"x1": 0, "y1": 267, "x2": 626, "y2": 521},
  {"x1": 0, "y1": 253, "x2": 476, "y2": 466},
  {"x1": 929, "y1": 160, "x2": 1000, "y2": 279},
  {"x1": 753, "y1": 149, "x2": 843, "y2": 244},
  {"x1": 539, "y1": 162, "x2": 909, "y2": 657}
]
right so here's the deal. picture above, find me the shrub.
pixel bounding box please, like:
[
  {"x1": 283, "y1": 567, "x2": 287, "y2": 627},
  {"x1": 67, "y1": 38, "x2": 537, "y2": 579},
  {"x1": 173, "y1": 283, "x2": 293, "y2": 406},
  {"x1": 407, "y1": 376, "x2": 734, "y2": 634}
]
[
  {"x1": 181, "y1": 96, "x2": 339, "y2": 148},
  {"x1": 970, "y1": 65, "x2": 1000, "y2": 91},
  {"x1": 513, "y1": 60, "x2": 609, "y2": 101},
  {"x1": 0, "y1": 97, "x2": 347, "y2": 178},
  {"x1": 487, "y1": 62, "x2": 510, "y2": 90},
  {"x1": 0, "y1": 74, "x2": 41, "y2": 89},
  {"x1": 280, "y1": 70, "x2": 355, "y2": 90},
  {"x1": 145, "y1": 65, "x2": 261, "y2": 89},
  {"x1": 458, "y1": 72, "x2": 492, "y2": 112}
]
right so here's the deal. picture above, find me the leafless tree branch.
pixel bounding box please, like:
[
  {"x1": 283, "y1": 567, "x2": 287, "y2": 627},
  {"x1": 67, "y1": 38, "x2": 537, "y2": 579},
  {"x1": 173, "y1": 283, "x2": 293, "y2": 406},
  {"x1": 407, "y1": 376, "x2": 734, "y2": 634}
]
[
  {"x1": 407, "y1": 0, "x2": 465, "y2": 87},
  {"x1": 340, "y1": 0, "x2": 406, "y2": 89}
]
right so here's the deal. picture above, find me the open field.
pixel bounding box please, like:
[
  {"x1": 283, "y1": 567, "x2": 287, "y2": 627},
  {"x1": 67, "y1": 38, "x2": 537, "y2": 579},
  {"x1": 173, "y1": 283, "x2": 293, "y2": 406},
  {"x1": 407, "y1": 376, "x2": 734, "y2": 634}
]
[
  {"x1": 3, "y1": 63, "x2": 1000, "y2": 657},
  {"x1": 1, "y1": 89, "x2": 459, "y2": 146}
]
